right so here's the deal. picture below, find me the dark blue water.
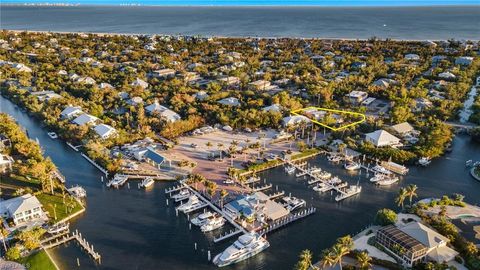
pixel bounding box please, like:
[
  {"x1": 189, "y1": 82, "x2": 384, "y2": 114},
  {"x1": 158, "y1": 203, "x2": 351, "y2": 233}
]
[
  {"x1": 1, "y1": 95, "x2": 480, "y2": 270},
  {"x1": 1, "y1": 5, "x2": 480, "y2": 40}
]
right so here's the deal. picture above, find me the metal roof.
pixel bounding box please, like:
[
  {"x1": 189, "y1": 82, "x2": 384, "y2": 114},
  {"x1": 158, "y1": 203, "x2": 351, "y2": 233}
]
[{"x1": 378, "y1": 225, "x2": 427, "y2": 253}]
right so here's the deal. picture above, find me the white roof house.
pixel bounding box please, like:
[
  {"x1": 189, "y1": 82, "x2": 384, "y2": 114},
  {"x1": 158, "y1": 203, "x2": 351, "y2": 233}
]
[
  {"x1": 0, "y1": 194, "x2": 46, "y2": 226},
  {"x1": 390, "y1": 122, "x2": 415, "y2": 136},
  {"x1": 193, "y1": 91, "x2": 209, "y2": 100},
  {"x1": 438, "y1": 72, "x2": 456, "y2": 79},
  {"x1": 400, "y1": 222, "x2": 458, "y2": 263},
  {"x1": 282, "y1": 115, "x2": 311, "y2": 127},
  {"x1": 94, "y1": 124, "x2": 117, "y2": 139},
  {"x1": 373, "y1": 78, "x2": 396, "y2": 88},
  {"x1": 262, "y1": 104, "x2": 282, "y2": 113},
  {"x1": 60, "y1": 106, "x2": 82, "y2": 119},
  {"x1": 131, "y1": 78, "x2": 149, "y2": 89},
  {"x1": 346, "y1": 90, "x2": 368, "y2": 104},
  {"x1": 218, "y1": 97, "x2": 240, "y2": 107},
  {"x1": 99, "y1": 82, "x2": 114, "y2": 89},
  {"x1": 150, "y1": 68, "x2": 176, "y2": 78},
  {"x1": 405, "y1": 54, "x2": 420, "y2": 61},
  {"x1": 76, "y1": 76, "x2": 96, "y2": 85},
  {"x1": 12, "y1": 63, "x2": 32, "y2": 73},
  {"x1": 0, "y1": 154, "x2": 14, "y2": 173},
  {"x1": 72, "y1": 113, "x2": 99, "y2": 126},
  {"x1": 145, "y1": 101, "x2": 181, "y2": 122},
  {"x1": 365, "y1": 130, "x2": 402, "y2": 148}
]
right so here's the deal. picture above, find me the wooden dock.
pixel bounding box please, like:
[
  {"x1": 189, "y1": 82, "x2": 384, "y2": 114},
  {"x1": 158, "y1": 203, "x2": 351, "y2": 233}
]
[
  {"x1": 257, "y1": 207, "x2": 316, "y2": 235},
  {"x1": 213, "y1": 229, "x2": 243, "y2": 243},
  {"x1": 165, "y1": 184, "x2": 185, "y2": 194},
  {"x1": 252, "y1": 183, "x2": 272, "y2": 192},
  {"x1": 41, "y1": 230, "x2": 101, "y2": 263},
  {"x1": 268, "y1": 191, "x2": 285, "y2": 200}
]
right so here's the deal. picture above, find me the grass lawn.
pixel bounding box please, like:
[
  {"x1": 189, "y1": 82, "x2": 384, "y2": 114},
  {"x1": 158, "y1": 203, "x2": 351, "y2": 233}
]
[
  {"x1": 19, "y1": 250, "x2": 57, "y2": 270},
  {"x1": 1, "y1": 174, "x2": 41, "y2": 189},
  {"x1": 36, "y1": 193, "x2": 84, "y2": 223},
  {"x1": 291, "y1": 148, "x2": 321, "y2": 160}
]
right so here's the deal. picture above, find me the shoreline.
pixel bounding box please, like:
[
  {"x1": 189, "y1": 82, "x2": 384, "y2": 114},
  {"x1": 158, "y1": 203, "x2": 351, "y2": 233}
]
[{"x1": 3, "y1": 29, "x2": 474, "y2": 42}]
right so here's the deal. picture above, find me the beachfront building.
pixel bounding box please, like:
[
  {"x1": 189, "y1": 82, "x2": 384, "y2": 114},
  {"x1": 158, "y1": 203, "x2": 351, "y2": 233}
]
[
  {"x1": 376, "y1": 225, "x2": 428, "y2": 267},
  {"x1": 94, "y1": 124, "x2": 117, "y2": 139},
  {"x1": 0, "y1": 194, "x2": 47, "y2": 226},
  {"x1": 365, "y1": 130, "x2": 402, "y2": 148}
]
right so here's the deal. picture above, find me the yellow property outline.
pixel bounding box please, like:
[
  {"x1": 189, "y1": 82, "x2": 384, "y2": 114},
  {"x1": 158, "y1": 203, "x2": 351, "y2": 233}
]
[{"x1": 291, "y1": 107, "x2": 366, "y2": 131}]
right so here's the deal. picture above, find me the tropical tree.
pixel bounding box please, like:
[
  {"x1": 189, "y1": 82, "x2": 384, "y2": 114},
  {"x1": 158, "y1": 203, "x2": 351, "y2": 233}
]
[
  {"x1": 355, "y1": 251, "x2": 372, "y2": 270},
  {"x1": 294, "y1": 249, "x2": 317, "y2": 270},
  {"x1": 395, "y1": 188, "x2": 408, "y2": 209},
  {"x1": 220, "y1": 189, "x2": 228, "y2": 208},
  {"x1": 374, "y1": 208, "x2": 397, "y2": 226},
  {"x1": 330, "y1": 244, "x2": 350, "y2": 270},
  {"x1": 405, "y1": 184, "x2": 418, "y2": 206}
]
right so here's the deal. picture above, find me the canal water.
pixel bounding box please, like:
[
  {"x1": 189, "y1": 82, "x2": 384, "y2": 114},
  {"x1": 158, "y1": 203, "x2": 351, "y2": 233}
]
[{"x1": 1, "y1": 95, "x2": 479, "y2": 270}]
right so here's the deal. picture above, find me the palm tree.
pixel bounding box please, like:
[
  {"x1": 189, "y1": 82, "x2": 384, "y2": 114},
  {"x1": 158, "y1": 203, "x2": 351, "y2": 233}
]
[
  {"x1": 220, "y1": 189, "x2": 228, "y2": 208},
  {"x1": 320, "y1": 249, "x2": 336, "y2": 269},
  {"x1": 217, "y1": 143, "x2": 224, "y2": 160},
  {"x1": 355, "y1": 251, "x2": 372, "y2": 270},
  {"x1": 206, "y1": 141, "x2": 213, "y2": 157},
  {"x1": 395, "y1": 188, "x2": 408, "y2": 209},
  {"x1": 294, "y1": 249, "x2": 317, "y2": 270},
  {"x1": 405, "y1": 184, "x2": 418, "y2": 206},
  {"x1": 330, "y1": 244, "x2": 349, "y2": 270},
  {"x1": 337, "y1": 235, "x2": 354, "y2": 250}
]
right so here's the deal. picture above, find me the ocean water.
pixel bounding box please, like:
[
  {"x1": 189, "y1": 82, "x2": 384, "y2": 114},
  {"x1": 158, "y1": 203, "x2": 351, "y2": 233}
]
[{"x1": 1, "y1": 5, "x2": 480, "y2": 39}]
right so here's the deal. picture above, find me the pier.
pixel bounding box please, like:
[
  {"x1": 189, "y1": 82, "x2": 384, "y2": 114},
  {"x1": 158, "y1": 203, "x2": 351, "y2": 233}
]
[
  {"x1": 213, "y1": 229, "x2": 243, "y2": 243},
  {"x1": 165, "y1": 184, "x2": 186, "y2": 194},
  {"x1": 268, "y1": 190, "x2": 285, "y2": 200},
  {"x1": 41, "y1": 229, "x2": 101, "y2": 263},
  {"x1": 252, "y1": 183, "x2": 272, "y2": 192},
  {"x1": 257, "y1": 207, "x2": 316, "y2": 235},
  {"x1": 51, "y1": 170, "x2": 66, "y2": 183}
]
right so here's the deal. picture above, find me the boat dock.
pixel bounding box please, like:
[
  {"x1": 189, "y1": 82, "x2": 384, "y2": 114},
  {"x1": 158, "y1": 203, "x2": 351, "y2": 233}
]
[
  {"x1": 268, "y1": 190, "x2": 285, "y2": 200},
  {"x1": 41, "y1": 229, "x2": 101, "y2": 263},
  {"x1": 252, "y1": 183, "x2": 272, "y2": 192},
  {"x1": 257, "y1": 207, "x2": 316, "y2": 235},
  {"x1": 213, "y1": 229, "x2": 243, "y2": 243},
  {"x1": 165, "y1": 184, "x2": 185, "y2": 194}
]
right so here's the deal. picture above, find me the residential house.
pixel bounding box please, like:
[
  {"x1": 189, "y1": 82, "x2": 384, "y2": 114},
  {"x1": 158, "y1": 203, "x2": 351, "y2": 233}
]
[
  {"x1": 94, "y1": 124, "x2": 117, "y2": 139},
  {"x1": 193, "y1": 91, "x2": 209, "y2": 101},
  {"x1": 248, "y1": 80, "x2": 271, "y2": 91},
  {"x1": 455, "y1": 56, "x2": 473, "y2": 66},
  {"x1": 218, "y1": 97, "x2": 240, "y2": 107},
  {"x1": 262, "y1": 104, "x2": 282, "y2": 113},
  {"x1": 0, "y1": 154, "x2": 14, "y2": 173},
  {"x1": 282, "y1": 115, "x2": 311, "y2": 127},
  {"x1": 0, "y1": 194, "x2": 47, "y2": 226},
  {"x1": 149, "y1": 68, "x2": 176, "y2": 79},
  {"x1": 365, "y1": 130, "x2": 402, "y2": 148},
  {"x1": 131, "y1": 78, "x2": 149, "y2": 89},
  {"x1": 438, "y1": 72, "x2": 456, "y2": 80},
  {"x1": 346, "y1": 90, "x2": 368, "y2": 104},
  {"x1": 72, "y1": 113, "x2": 99, "y2": 126},
  {"x1": 405, "y1": 54, "x2": 420, "y2": 61},
  {"x1": 145, "y1": 101, "x2": 181, "y2": 122},
  {"x1": 60, "y1": 106, "x2": 82, "y2": 119}
]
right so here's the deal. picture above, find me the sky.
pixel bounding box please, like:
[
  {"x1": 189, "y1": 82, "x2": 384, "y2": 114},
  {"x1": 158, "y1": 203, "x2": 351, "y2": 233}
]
[{"x1": 2, "y1": 0, "x2": 480, "y2": 6}]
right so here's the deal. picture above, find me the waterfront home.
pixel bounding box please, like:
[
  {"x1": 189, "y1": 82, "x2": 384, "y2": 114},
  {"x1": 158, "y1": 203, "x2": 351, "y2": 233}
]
[
  {"x1": 218, "y1": 97, "x2": 240, "y2": 107},
  {"x1": 72, "y1": 113, "x2": 99, "y2": 126},
  {"x1": 94, "y1": 124, "x2": 117, "y2": 139},
  {"x1": 224, "y1": 192, "x2": 289, "y2": 223},
  {"x1": 0, "y1": 194, "x2": 47, "y2": 226},
  {"x1": 31, "y1": 91, "x2": 62, "y2": 102},
  {"x1": 390, "y1": 122, "x2": 416, "y2": 137},
  {"x1": 144, "y1": 147, "x2": 167, "y2": 169},
  {"x1": 346, "y1": 90, "x2": 368, "y2": 104},
  {"x1": 145, "y1": 101, "x2": 181, "y2": 122},
  {"x1": 131, "y1": 78, "x2": 149, "y2": 89},
  {"x1": 0, "y1": 154, "x2": 14, "y2": 173},
  {"x1": 60, "y1": 106, "x2": 82, "y2": 119},
  {"x1": 262, "y1": 104, "x2": 282, "y2": 113},
  {"x1": 365, "y1": 130, "x2": 402, "y2": 148},
  {"x1": 376, "y1": 225, "x2": 428, "y2": 267},
  {"x1": 282, "y1": 115, "x2": 311, "y2": 127},
  {"x1": 399, "y1": 222, "x2": 458, "y2": 264},
  {"x1": 455, "y1": 56, "x2": 474, "y2": 66}
]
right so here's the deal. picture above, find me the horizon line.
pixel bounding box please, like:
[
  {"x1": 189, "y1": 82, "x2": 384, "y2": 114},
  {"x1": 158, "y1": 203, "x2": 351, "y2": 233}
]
[{"x1": 2, "y1": 3, "x2": 480, "y2": 7}]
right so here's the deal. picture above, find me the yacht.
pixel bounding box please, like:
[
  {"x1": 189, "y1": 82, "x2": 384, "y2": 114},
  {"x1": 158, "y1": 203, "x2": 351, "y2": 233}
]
[
  {"x1": 372, "y1": 165, "x2": 392, "y2": 175},
  {"x1": 285, "y1": 166, "x2": 296, "y2": 174},
  {"x1": 201, "y1": 216, "x2": 225, "y2": 232},
  {"x1": 335, "y1": 185, "x2": 362, "y2": 201},
  {"x1": 375, "y1": 176, "x2": 399, "y2": 186},
  {"x1": 327, "y1": 155, "x2": 342, "y2": 163},
  {"x1": 282, "y1": 196, "x2": 306, "y2": 211},
  {"x1": 66, "y1": 186, "x2": 87, "y2": 198},
  {"x1": 107, "y1": 174, "x2": 129, "y2": 188},
  {"x1": 191, "y1": 211, "x2": 215, "y2": 226},
  {"x1": 140, "y1": 177, "x2": 154, "y2": 188},
  {"x1": 47, "y1": 132, "x2": 58, "y2": 139},
  {"x1": 172, "y1": 189, "x2": 190, "y2": 201},
  {"x1": 223, "y1": 179, "x2": 235, "y2": 185},
  {"x1": 213, "y1": 233, "x2": 270, "y2": 267},
  {"x1": 418, "y1": 157, "x2": 431, "y2": 167},
  {"x1": 313, "y1": 182, "x2": 332, "y2": 192},
  {"x1": 344, "y1": 162, "x2": 361, "y2": 171},
  {"x1": 318, "y1": 171, "x2": 332, "y2": 180},
  {"x1": 176, "y1": 195, "x2": 202, "y2": 212},
  {"x1": 369, "y1": 173, "x2": 387, "y2": 183}
]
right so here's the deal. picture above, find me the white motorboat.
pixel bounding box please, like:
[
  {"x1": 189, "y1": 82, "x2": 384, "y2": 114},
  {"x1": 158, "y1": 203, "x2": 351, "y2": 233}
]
[
  {"x1": 418, "y1": 157, "x2": 431, "y2": 166},
  {"x1": 177, "y1": 195, "x2": 202, "y2": 212},
  {"x1": 172, "y1": 189, "x2": 190, "y2": 201},
  {"x1": 309, "y1": 167, "x2": 321, "y2": 174},
  {"x1": 47, "y1": 132, "x2": 58, "y2": 139},
  {"x1": 335, "y1": 181, "x2": 348, "y2": 189},
  {"x1": 223, "y1": 179, "x2": 235, "y2": 185},
  {"x1": 213, "y1": 233, "x2": 270, "y2": 267},
  {"x1": 369, "y1": 173, "x2": 387, "y2": 183},
  {"x1": 282, "y1": 196, "x2": 306, "y2": 212},
  {"x1": 375, "y1": 176, "x2": 399, "y2": 186},
  {"x1": 372, "y1": 165, "x2": 392, "y2": 175},
  {"x1": 327, "y1": 155, "x2": 342, "y2": 163},
  {"x1": 327, "y1": 176, "x2": 342, "y2": 185},
  {"x1": 191, "y1": 211, "x2": 215, "y2": 226},
  {"x1": 335, "y1": 185, "x2": 362, "y2": 201},
  {"x1": 67, "y1": 186, "x2": 87, "y2": 198},
  {"x1": 313, "y1": 182, "x2": 332, "y2": 192},
  {"x1": 140, "y1": 177, "x2": 154, "y2": 188},
  {"x1": 107, "y1": 174, "x2": 129, "y2": 188},
  {"x1": 285, "y1": 166, "x2": 296, "y2": 174},
  {"x1": 344, "y1": 162, "x2": 361, "y2": 171},
  {"x1": 201, "y1": 216, "x2": 225, "y2": 232},
  {"x1": 317, "y1": 171, "x2": 332, "y2": 180}
]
